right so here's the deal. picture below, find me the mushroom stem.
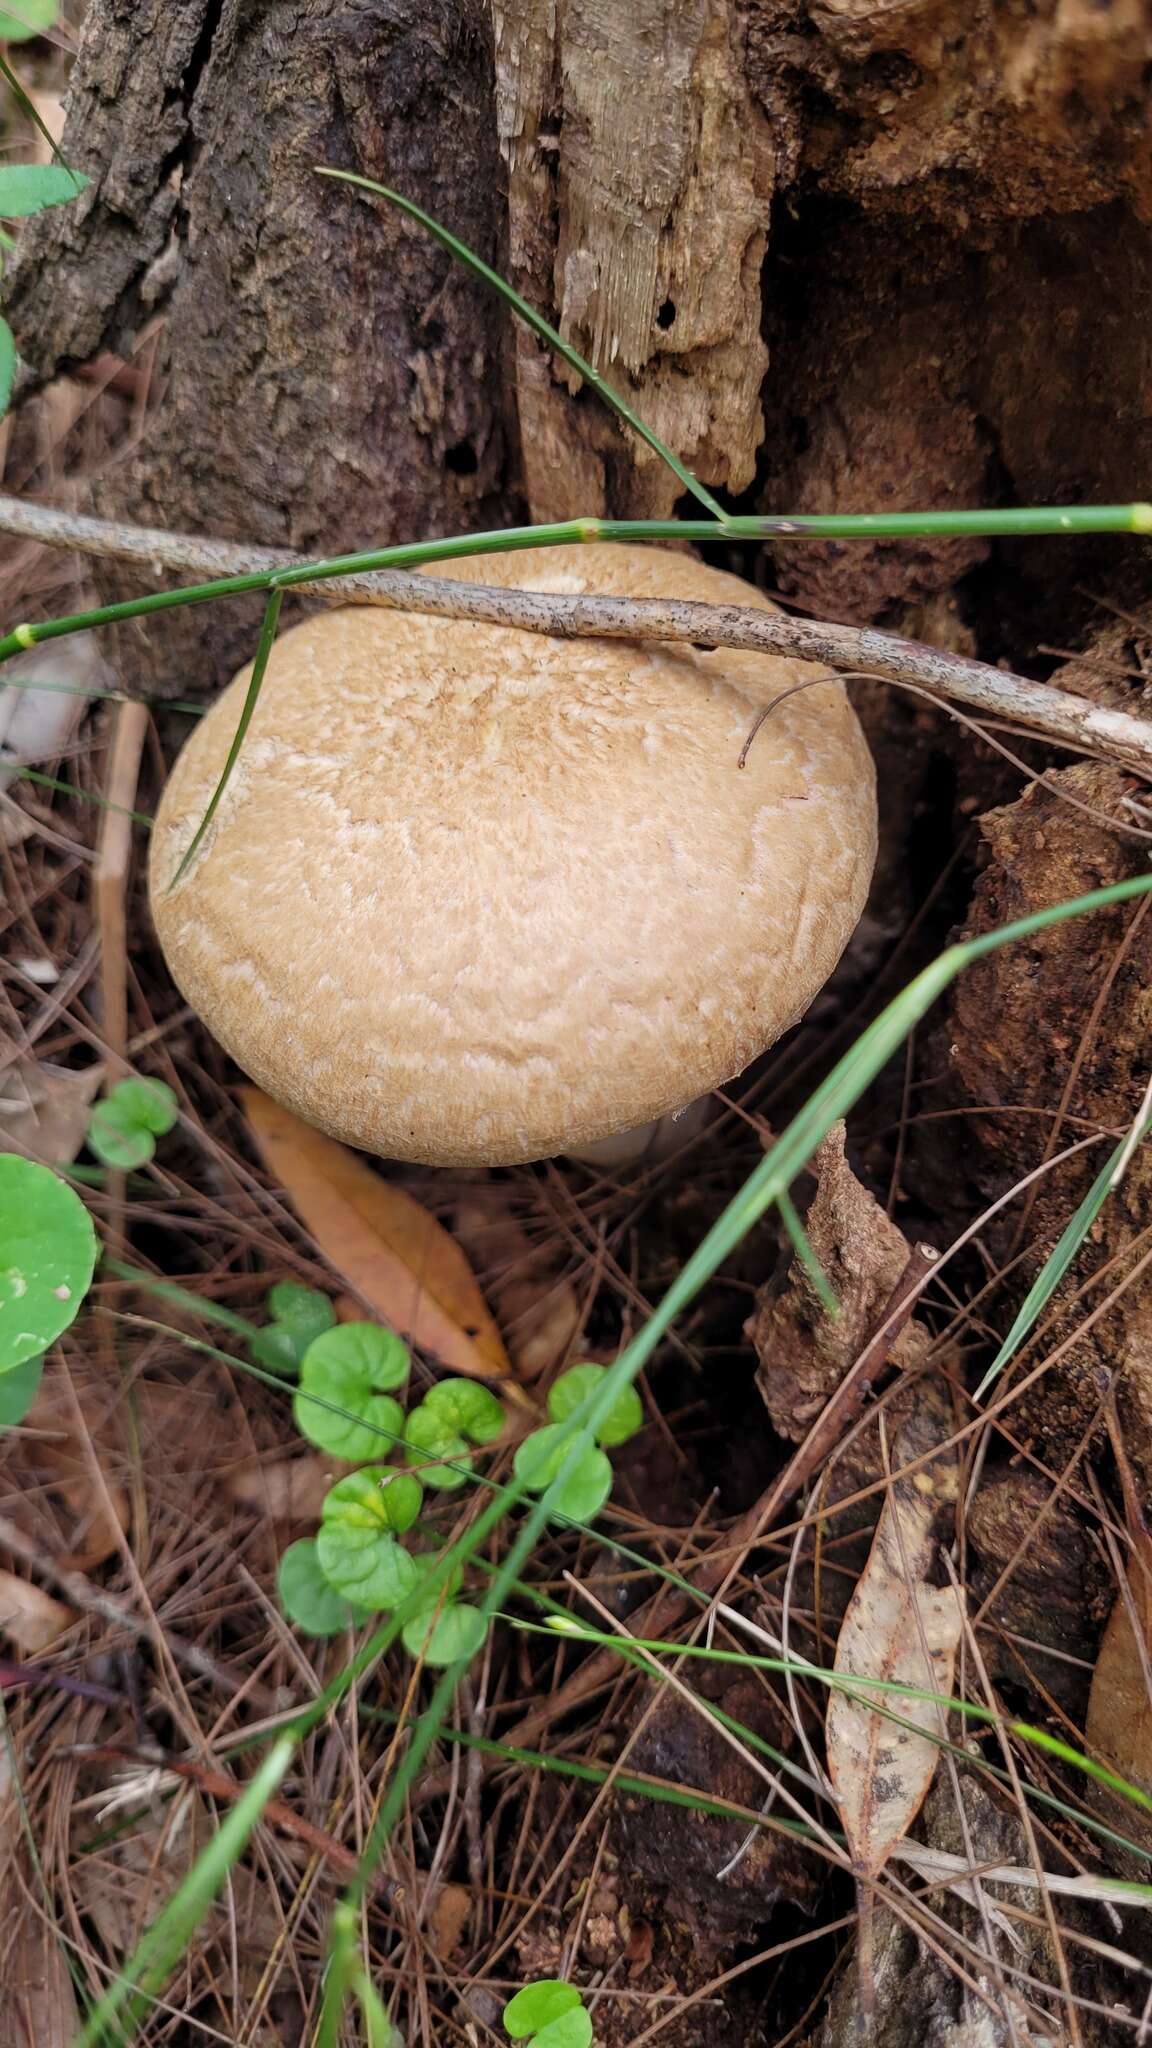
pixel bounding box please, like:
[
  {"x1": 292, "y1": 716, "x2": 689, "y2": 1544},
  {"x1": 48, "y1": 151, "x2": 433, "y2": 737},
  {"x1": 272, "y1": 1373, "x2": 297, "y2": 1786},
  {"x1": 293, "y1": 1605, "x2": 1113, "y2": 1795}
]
[{"x1": 566, "y1": 1096, "x2": 714, "y2": 1169}]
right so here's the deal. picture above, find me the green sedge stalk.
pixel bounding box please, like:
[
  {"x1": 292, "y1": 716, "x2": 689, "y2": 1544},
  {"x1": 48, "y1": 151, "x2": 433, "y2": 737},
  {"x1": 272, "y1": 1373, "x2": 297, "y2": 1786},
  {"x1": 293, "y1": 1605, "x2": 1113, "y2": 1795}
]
[
  {"x1": 316, "y1": 167, "x2": 727, "y2": 521},
  {"x1": 170, "y1": 586, "x2": 283, "y2": 882},
  {"x1": 5, "y1": 507, "x2": 1151, "y2": 667}
]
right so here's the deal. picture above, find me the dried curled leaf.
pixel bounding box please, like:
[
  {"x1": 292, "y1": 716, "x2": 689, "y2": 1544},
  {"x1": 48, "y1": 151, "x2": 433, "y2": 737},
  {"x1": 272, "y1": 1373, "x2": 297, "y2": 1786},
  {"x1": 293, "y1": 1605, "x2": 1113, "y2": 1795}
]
[
  {"x1": 827, "y1": 1378, "x2": 963, "y2": 1883},
  {"x1": 747, "y1": 1122, "x2": 930, "y2": 1443},
  {"x1": 1085, "y1": 1421, "x2": 1152, "y2": 1852},
  {"x1": 241, "y1": 1090, "x2": 521, "y2": 1392}
]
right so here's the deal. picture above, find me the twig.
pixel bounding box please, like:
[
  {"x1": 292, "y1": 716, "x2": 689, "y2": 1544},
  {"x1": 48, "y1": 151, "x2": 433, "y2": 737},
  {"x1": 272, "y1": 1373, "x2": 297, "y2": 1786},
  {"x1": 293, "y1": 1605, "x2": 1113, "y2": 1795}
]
[
  {"x1": 5, "y1": 495, "x2": 1152, "y2": 775},
  {"x1": 0, "y1": 1509, "x2": 282, "y2": 1715}
]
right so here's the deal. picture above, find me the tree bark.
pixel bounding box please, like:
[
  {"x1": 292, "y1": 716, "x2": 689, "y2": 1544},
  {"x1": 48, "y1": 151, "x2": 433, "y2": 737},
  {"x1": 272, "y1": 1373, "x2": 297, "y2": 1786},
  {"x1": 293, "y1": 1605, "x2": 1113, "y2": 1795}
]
[{"x1": 7, "y1": 0, "x2": 513, "y2": 692}]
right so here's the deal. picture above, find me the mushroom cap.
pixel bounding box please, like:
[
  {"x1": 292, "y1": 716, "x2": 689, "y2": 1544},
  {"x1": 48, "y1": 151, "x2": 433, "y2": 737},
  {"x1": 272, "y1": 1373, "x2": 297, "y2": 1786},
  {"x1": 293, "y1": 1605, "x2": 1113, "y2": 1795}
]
[{"x1": 149, "y1": 544, "x2": 877, "y2": 1165}]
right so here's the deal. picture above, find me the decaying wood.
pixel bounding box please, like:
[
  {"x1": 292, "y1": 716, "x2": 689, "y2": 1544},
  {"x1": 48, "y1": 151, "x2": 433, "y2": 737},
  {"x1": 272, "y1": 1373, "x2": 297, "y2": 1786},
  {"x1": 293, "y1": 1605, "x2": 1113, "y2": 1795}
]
[
  {"x1": 493, "y1": 0, "x2": 776, "y2": 519},
  {"x1": 8, "y1": 494, "x2": 1152, "y2": 775}
]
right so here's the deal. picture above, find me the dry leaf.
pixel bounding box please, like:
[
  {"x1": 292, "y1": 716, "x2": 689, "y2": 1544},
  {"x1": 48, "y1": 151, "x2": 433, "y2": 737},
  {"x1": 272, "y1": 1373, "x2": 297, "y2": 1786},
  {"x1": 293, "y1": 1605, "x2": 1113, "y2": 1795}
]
[
  {"x1": 241, "y1": 1090, "x2": 522, "y2": 1393},
  {"x1": 747, "y1": 1122, "x2": 930, "y2": 1443},
  {"x1": 1085, "y1": 1416, "x2": 1152, "y2": 1852},
  {"x1": 827, "y1": 1378, "x2": 963, "y2": 1885},
  {"x1": 453, "y1": 1191, "x2": 582, "y2": 1379},
  {"x1": 427, "y1": 1880, "x2": 472, "y2": 1959},
  {"x1": 0, "y1": 1571, "x2": 73, "y2": 1653},
  {"x1": 22, "y1": 1372, "x2": 129, "y2": 1571},
  {"x1": 0, "y1": 1911, "x2": 81, "y2": 2046},
  {"x1": 225, "y1": 1451, "x2": 346, "y2": 1523},
  {"x1": 0, "y1": 1056, "x2": 103, "y2": 1167}
]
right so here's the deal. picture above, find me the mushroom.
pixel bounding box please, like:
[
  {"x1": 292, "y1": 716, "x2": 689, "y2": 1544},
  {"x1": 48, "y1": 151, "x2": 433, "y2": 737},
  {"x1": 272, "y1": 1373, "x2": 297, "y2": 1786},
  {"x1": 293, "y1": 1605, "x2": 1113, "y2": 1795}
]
[{"x1": 148, "y1": 544, "x2": 877, "y2": 1167}]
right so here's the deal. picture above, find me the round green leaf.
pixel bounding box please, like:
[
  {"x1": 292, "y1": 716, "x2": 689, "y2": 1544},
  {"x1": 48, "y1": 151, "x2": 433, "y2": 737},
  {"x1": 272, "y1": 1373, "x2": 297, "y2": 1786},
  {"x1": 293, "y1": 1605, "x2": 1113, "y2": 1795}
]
[
  {"x1": 0, "y1": 1156, "x2": 97, "y2": 1371},
  {"x1": 424, "y1": 1377, "x2": 506, "y2": 1444},
  {"x1": 251, "y1": 1324, "x2": 303, "y2": 1375},
  {"x1": 86, "y1": 1104, "x2": 155, "y2": 1170},
  {"x1": 253, "y1": 1283, "x2": 335, "y2": 1376},
  {"x1": 0, "y1": 1350, "x2": 43, "y2": 1427},
  {"x1": 321, "y1": 1466, "x2": 423, "y2": 1536},
  {"x1": 512, "y1": 1426, "x2": 612, "y2": 1524},
  {"x1": 0, "y1": 3, "x2": 61, "y2": 43},
  {"x1": 107, "y1": 1077, "x2": 178, "y2": 1135},
  {"x1": 403, "y1": 1404, "x2": 469, "y2": 1489},
  {"x1": 277, "y1": 1538, "x2": 364, "y2": 1636},
  {"x1": 401, "y1": 1599, "x2": 488, "y2": 1667},
  {"x1": 317, "y1": 1467, "x2": 424, "y2": 1608},
  {"x1": 316, "y1": 1525, "x2": 421, "y2": 1609},
  {"x1": 266, "y1": 1282, "x2": 335, "y2": 1345},
  {"x1": 294, "y1": 1323, "x2": 409, "y2": 1458},
  {"x1": 547, "y1": 1363, "x2": 642, "y2": 1448},
  {"x1": 534, "y1": 2011, "x2": 592, "y2": 2048},
  {"x1": 87, "y1": 1076, "x2": 178, "y2": 1168},
  {"x1": 504, "y1": 1981, "x2": 584, "y2": 2038}
]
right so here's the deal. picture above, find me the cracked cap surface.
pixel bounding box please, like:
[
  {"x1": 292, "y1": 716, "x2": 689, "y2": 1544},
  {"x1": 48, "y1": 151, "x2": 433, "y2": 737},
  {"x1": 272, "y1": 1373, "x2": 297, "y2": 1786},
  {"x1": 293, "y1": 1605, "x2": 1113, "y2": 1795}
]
[{"x1": 149, "y1": 543, "x2": 877, "y2": 1164}]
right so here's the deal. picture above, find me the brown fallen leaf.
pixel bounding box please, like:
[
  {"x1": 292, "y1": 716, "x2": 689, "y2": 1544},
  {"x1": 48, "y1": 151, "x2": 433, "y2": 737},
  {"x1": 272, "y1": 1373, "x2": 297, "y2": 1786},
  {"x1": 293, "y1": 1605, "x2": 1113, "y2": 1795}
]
[
  {"x1": 242, "y1": 1089, "x2": 525, "y2": 1397},
  {"x1": 0, "y1": 1055, "x2": 103, "y2": 1167},
  {"x1": 747, "y1": 1122, "x2": 931, "y2": 1444},
  {"x1": 0, "y1": 1571, "x2": 73, "y2": 1654},
  {"x1": 1085, "y1": 1401, "x2": 1152, "y2": 1854},
  {"x1": 22, "y1": 1371, "x2": 129, "y2": 1571},
  {"x1": 826, "y1": 1378, "x2": 962, "y2": 1958},
  {"x1": 0, "y1": 1910, "x2": 81, "y2": 2047},
  {"x1": 427, "y1": 1880, "x2": 472, "y2": 1959},
  {"x1": 225, "y1": 1451, "x2": 347, "y2": 1524}
]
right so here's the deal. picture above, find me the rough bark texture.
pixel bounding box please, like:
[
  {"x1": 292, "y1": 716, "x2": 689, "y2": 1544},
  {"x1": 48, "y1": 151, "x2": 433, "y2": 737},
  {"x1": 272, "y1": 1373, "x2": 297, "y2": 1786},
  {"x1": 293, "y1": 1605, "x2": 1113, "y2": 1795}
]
[{"x1": 7, "y1": 0, "x2": 512, "y2": 692}]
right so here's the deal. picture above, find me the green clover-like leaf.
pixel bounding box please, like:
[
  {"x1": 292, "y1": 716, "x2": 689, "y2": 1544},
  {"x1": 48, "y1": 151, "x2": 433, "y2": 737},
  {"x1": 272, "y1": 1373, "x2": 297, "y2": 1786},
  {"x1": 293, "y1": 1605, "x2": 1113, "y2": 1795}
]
[
  {"x1": 0, "y1": 1155, "x2": 97, "y2": 1372},
  {"x1": 294, "y1": 1323, "x2": 409, "y2": 1458},
  {"x1": 0, "y1": 1350, "x2": 43, "y2": 1427},
  {"x1": 277, "y1": 1537, "x2": 365, "y2": 1636},
  {"x1": 512, "y1": 1425, "x2": 612, "y2": 1524},
  {"x1": 401, "y1": 1599, "x2": 488, "y2": 1667},
  {"x1": 423, "y1": 1377, "x2": 506, "y2": 1444},
  {"x1": 504, "y1": 1981, "x2": 586, "y2": 2040},
  {"x1": 252, "y1": 1283, "x2": 335, "y2": 1376},
  {"x1": 403, "y1": 1403, "x2": 470, "y2": 1490},
  {"x1": 87, "y1": 1076, "x2": 179, "y2": 1168},
  {"x1": 316, "y1": 1466, "x2": 424, "y2": 1608},
  {"x1": 533, "y1": 2012, "x2": 592, "y2": 2048},
  {"x1": 547, "y1": 1363, "x2": 642, "y2": 1448}
]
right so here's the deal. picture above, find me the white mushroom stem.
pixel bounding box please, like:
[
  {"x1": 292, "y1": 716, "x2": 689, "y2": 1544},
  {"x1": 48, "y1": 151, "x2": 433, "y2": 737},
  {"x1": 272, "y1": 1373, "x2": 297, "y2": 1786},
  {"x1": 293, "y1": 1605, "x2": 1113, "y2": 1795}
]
[
  {"x1": 5, "y1": 495, "x2": 1152, "y2": 776},
  {"x1": 567, "y1": 1096, "x2": 714, "y2": 1169}
]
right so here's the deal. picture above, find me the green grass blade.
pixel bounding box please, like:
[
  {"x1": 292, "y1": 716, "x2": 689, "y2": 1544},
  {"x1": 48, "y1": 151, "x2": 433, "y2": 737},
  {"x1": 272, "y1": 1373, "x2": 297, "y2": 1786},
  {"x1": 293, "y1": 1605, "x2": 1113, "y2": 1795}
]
[
  {"x1": 973, "y1": 1124, "x2": 1149, "y2": 1399},
  {"x1": 71, "y1": 1733, "x2": 296, "y2": 2047},
  {"x1": 169, "y1": 586, "x2": 283, "y2": 887},
  {"x1": 0, "y1": 53, "x2": 74, "y2": 171},
  {"x1": 315, "y1": 168, "x2": 726, "y2": 520}
]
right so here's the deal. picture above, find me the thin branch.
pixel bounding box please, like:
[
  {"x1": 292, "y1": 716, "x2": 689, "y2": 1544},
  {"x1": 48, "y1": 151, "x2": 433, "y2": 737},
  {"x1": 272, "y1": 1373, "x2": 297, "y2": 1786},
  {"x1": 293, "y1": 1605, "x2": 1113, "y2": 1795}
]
[{"x1": 5, "y1": 494, "x2": 1152, "y2": 775}]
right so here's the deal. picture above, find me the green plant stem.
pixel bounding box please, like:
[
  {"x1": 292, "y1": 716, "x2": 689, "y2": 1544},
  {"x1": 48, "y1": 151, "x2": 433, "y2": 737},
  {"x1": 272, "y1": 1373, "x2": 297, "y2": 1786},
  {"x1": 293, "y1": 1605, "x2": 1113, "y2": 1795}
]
[
  {"x1": 170, "y1": 587, "x2": 283, "y2": 882},
  {"x1": 5, "y1": 508, "x2": 1150, "y2": 667}
]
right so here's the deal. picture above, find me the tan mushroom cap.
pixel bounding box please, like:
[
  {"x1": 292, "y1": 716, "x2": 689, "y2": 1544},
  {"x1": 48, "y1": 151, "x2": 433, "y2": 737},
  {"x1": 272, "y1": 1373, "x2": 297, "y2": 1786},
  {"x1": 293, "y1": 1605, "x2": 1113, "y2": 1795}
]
[{"x1": 149, "y1": 544, "x2": 877, "y2": 1166}]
